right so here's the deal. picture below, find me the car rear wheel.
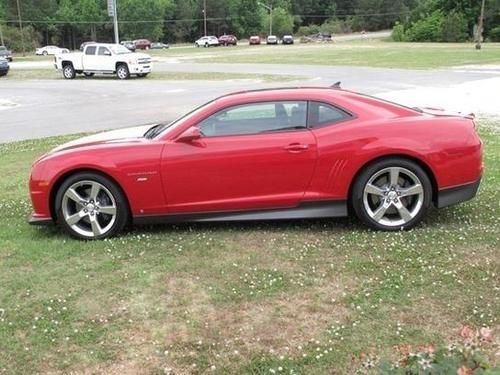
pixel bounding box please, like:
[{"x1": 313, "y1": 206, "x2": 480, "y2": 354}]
[
  {"x1": 116, "y1": 64, "x2": 130, "y2": 80},
  {"x1": 55, "y1": 172, "x2": 129, "y2": 240},
  {"x1": 352, "y1": 158, "x2": 432, "y2": 230},
  {"x1": 62, "y1": 64, "x2": 76, "y2": 79},
  {"x1": 43, "y1": 51, "x2": 48, "y2": 56}
]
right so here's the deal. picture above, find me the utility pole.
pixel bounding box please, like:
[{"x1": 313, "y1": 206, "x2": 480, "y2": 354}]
[
  {"x1": 16, "y1": 0, "x2": 26, "y2": 55},
  {"x1": 476, "y1": 0, "x2": 486, "y2": 49},
  {"x1": 0, "y1": 23, "x2": 4, "y2": 46},
  {"x1": 258, "y1": 2, "x2": 273, "y2": 35},
  {"x1": 203, "y1": 0, "x2": 207, "y2": 36},
  {"x1": 108, "y1": 0, "x2": 119, "y2": 43}
]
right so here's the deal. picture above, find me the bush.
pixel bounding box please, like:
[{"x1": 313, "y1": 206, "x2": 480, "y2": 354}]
[
  {"x1": 405, "y1": 10, "x2": 444, "y2": 42},
  {"x1": 440, "y1": 11, "x2": 468, "y2": 42},
  {"x1": 297, "y1": 24, "x2": 320, "y2": 36},
  {"x1": 297, "y1": 18, "x2": 354, "y2": 37},
  {"x1": 391, "y1": 22, "x2": 405, "y2": 41},
  {"x1": 488, "y1": 26, "x2": 500, "y2": 42}
]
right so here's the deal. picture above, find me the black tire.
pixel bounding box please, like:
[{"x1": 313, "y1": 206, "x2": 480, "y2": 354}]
[
  {"x1": 55, "y1": 172, "x2": 129, "y2": 240},
  {"x1": 351, "y1": 158, "x2": 432, "y2": 231},
  {"x1": 43, "y1": 51, "x2": 48, "y2": 56},
  {"x1": 83, "y1": 72, "x2": 94, "y2": 77},
  {"x1": 116, "y1": 64, "x2": 130, "y2": 80},
  {"x1": 62, "y1": 63, "x2": 76, "y2": 79}
]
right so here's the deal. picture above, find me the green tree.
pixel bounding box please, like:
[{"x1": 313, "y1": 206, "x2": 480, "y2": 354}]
[{"x1": 264, "y1": 7, "x2": 293, "y2": 36}]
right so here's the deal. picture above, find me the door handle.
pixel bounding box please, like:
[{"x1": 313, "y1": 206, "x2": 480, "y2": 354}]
[{"x1": 284, "y1": 143, "x2": 309, "y2": 152}]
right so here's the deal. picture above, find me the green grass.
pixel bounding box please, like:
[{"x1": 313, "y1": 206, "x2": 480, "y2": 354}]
[
  {"x1": 3, "y1": 69, "x2": 297, "y2": 81},
  {"x1": 0, "y1": 121, "x2": 498, "y2": 374},
  {"x1": 154, "y1": 40, "x2": 500, "y2": 69}
]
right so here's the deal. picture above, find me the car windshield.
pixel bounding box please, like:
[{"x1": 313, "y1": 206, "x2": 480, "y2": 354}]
[
  {"x1": 0, "y1": 47, "x2": 6, "y2": 51},
  {"x1": 144, "y1": 100, "x2": 215, "y2": 139},
  {"x1": 109, "y1": 45, "x2": 131, "y2": 55}
]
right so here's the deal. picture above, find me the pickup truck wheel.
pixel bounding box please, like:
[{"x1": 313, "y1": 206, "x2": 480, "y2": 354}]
[
  {"x1": 62, "y1": 64, "x2": 76, "y2": 79},
  {"x1": 116, "y1": 64, "x2": 130, "y2": 80}
]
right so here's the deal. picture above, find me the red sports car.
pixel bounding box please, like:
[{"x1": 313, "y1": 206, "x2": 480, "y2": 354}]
[{"x1": 29, "y1": 86, "x2": 483, "y2": 239}]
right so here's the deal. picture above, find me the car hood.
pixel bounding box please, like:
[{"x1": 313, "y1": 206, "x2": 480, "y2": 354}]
[
  {"x1": 133, "y1": 52, "x2": 151, "y2": 59},
  {"x1": 49, "y1": 124, "x2": 156, "y2": 154}
]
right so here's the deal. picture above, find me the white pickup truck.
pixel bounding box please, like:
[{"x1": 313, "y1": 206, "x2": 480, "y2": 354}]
[{"x1": 54, "y1": 43, "x2": 153, "y2": 80}]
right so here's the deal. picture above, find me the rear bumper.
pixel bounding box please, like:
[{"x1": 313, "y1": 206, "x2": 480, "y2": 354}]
[
  {"x1": 28, "y1": 213, "x2": 53, "y2": 226},
  {"x1": 436, "y1": 178, "x2": 481, "y2": 208}
]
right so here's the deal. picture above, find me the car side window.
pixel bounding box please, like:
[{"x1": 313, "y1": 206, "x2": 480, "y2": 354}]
[
  {"x1": 85, "y1": 46, "x2": 97, "y2": 55},
  {"x1": 198, "y1": 101, "x2": 308, "y2": 137},
  {"x1": 98, "y1": 47, "x2": 110, "y2": 56},
  {"x1": 308, "y1": 101, "x2": 351, "y2": 128}
]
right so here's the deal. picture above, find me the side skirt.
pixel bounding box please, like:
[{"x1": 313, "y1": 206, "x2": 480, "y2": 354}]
[{"x1": 134, "y1": 200, "x2": 348, "y2": 225}]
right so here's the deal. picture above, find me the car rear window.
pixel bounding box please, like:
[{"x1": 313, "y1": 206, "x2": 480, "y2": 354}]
[
  {"x1": 308, "y1": 101, "x2": 352, "y2": 128},
  {"x1": 85, "y1": 46, "x2": 97, "y2": 55}
]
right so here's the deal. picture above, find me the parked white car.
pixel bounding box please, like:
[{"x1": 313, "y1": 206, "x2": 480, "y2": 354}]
[
  {"x1": 54, "y1": 43, "x2": 152, "y2": 80},
  {"x1": 266, "y1": 35, "x2": 278, "y2": 45},
  {"x1": 194, "y1": 36, "x2": 220, "y2": 47},
  {"x1": 36, "y1": 45, "x2": 70, "y2": 56}
]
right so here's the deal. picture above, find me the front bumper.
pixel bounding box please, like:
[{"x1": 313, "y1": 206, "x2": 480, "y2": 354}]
[
  {"x1": 130, "y1": 64, "x2": 152, "y2": 74},
  {"x1": 436, "y1": 178, "x2": 481, "y2": 208}
]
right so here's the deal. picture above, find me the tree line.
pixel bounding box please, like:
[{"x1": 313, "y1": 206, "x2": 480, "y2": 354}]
[{"x1": 0, "y1": 0, "x2": 498, "y2": 51}]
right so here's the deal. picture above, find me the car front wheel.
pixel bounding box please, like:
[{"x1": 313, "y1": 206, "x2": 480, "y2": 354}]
[
  {"x1": 55, "y1": 172, "x2": 129, "y2": 240},
  {"x1": 116, "y1": 64, "x2": 130, "y2": 80},
  {"x1": 62, "y1": 64, "x2": 76, "y2": 79},
  {"x1": 352, "y1": 158, "x2": 432, "y2": 230}
]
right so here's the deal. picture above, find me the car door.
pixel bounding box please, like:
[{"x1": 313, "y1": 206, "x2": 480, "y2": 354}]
[
  {"x1": 161, "y1": 101, "x2": 317, "y2": 213},
  {"x1": 95, "y1": 46, "x2": 115, "y2": 72},
  {"x1": 82, "y1": 45, "x2": 99, "y2": 70}
]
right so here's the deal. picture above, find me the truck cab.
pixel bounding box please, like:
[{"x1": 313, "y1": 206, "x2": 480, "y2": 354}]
[{"x1": 55, "y1": 43, "x2": 153, "y2": 80}]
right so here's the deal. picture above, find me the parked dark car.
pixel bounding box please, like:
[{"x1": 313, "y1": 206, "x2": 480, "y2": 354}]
[
  {"x1": 151, "y1": 42, "x2": 169, "y2": 49},
  {"x1": 120, "y1": 41, "x2": 136, "y2": 52},
  {"x1": 79, "y1": 41, "x2": 96, "y2": 51},
  {"x1": 282, "y1": 35, "x2": 294, "y2": 45},
  {"x1": 219, "y1": 35, "x2": 238, "y2": 46},
  {"x1": 0, "y1": 57, "x2": 9, "y2": 76},
  {"x1": 249, "y1": 35, "x2": 261, "y2": 45},
  {"x1": 0, "y1": 46, "x2": 13, "y2": 61},
  {"x1": 134, "y1": 39, "x2": 152, "y2": 50}
]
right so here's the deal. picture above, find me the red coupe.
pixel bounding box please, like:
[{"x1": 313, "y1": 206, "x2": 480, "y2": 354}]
[{"x1": 29, "y1": 86, "x2": 483, "y2": 239}]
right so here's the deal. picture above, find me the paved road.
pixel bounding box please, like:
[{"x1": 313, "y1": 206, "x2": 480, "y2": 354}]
[{"x1": 1, "y1": 62, "x2": 499, "y2": 143}]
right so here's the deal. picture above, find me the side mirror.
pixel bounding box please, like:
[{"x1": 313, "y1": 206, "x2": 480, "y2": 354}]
[
  {"x1": 104, "y1": 51, "x2": 112, "y2": 56},
  {"x1": 176, "y1": 127, "x2": 201, "y2": 143}
]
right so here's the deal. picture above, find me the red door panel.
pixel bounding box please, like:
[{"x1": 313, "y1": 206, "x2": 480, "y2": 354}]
[{"x1": 161, "y1": 131, "x2": 317, "y2": 213}]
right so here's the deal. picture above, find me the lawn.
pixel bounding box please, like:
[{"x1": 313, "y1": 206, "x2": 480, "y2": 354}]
[
  {"x1": 150, "y1": 40, "x2": 500, "y2": 69},
  {"x1": 0, "y1": 120, "x2": 498, "y2": 374},
  {"x1": 3, "y1": 69, "x2": 297, "y2": 82}
]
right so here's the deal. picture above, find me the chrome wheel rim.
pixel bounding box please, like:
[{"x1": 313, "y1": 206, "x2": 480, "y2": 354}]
[
  {"x1": 61, "y1": 180, "x2": 117, "y2": 238},
  {"x1": 363, "y1": 167, "x2": 424, "y2": 227},
  {"x1": 117, "y1": 67, "x2": 127, "y2": 79},
  {"x1": 63, "y1": 66, "x2": 73, "y2": 78}
]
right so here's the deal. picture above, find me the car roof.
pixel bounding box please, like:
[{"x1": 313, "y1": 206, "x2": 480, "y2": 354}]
[{"x1": 214, "y1": 87, "x2": 420, "y2": 118}]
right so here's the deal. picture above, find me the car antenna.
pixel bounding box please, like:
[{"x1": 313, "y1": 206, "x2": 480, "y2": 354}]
[{"x1": 331, "y1": 81, "x2": 342, "y2": 89}]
